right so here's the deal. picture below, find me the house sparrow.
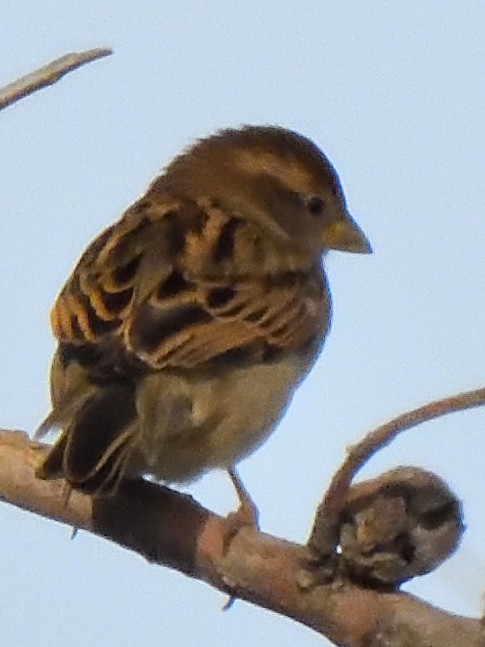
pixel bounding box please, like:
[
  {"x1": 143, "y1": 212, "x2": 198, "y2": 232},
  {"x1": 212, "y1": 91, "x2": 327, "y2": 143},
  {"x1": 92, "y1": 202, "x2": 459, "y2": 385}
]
[{"x1": 35, "y1": 125, "x2": 371, "y2": 501}]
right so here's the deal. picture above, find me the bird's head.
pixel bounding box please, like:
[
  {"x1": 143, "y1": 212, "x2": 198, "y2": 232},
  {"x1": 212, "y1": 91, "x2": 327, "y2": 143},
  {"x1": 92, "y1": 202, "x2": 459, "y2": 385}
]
[{"x1": 159, "y1": 125, "x2": 372, "y2": 256}]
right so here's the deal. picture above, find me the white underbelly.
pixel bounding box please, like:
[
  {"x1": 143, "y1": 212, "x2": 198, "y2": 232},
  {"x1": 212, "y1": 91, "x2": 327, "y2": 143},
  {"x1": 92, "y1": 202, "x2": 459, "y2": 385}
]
[{"x1": 130, "y1": 349, "x2": 317, "y2": 483}]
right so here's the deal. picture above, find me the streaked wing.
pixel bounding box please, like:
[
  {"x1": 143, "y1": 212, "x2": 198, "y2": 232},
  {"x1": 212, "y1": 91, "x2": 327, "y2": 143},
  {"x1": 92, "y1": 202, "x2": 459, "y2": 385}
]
[
  {"x1": 51, "y1": 196, "x2": 183, "y2": 345},
  {"x1": 51, "y1": 196, "x2": 328, "y2": 372},
  {"x1": 127, "y1": 270, "x2": 326, "y2": 368}
]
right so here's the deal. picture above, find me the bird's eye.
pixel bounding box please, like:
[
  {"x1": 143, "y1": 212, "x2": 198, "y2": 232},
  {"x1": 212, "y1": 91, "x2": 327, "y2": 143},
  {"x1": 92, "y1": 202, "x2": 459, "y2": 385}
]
[{"x1": 306, "y1": 196, "x2": 326, "y2": 217}]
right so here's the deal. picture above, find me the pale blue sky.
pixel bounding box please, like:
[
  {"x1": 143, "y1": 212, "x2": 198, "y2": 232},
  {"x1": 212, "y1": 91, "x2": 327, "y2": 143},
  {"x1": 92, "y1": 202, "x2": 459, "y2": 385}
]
[{"x1": 1, "y1": 3, "x2": 484, "y2": 646}]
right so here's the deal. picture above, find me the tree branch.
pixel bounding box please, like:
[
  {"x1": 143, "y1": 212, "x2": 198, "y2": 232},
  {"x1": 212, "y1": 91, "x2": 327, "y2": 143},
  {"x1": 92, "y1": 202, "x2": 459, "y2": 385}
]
[
  {"x1": 309, "y1": 387, "x2": 485, "y2": 558},
  {"x1": 0, "y1": 48, "x2": 112, "y2": 110},
  {"x1": 0, "y1": 429, "x2": 481, "y2": 647}
]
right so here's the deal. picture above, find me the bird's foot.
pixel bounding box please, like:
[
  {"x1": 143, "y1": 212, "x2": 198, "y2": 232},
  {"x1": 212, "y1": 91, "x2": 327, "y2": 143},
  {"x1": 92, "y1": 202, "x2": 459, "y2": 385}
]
[
  {"x1": 223, "y1": 468, "x2": 260, "y2": 551},
  {"x1": 221, "y1": 469, "x2": 260, "y2": 610}
]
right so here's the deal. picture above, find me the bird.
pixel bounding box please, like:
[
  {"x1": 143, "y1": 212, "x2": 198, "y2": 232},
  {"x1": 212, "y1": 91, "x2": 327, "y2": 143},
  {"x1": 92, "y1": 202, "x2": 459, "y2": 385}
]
[{"x1": 35, "y1": 125, "x2": 371, "y2": 509}]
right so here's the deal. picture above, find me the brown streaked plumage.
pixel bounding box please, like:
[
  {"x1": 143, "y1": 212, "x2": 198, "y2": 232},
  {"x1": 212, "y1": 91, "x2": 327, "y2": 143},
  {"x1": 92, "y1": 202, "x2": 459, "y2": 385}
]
[{"x1": 36, "y1": 125, "x2": 371, "y2": 497}]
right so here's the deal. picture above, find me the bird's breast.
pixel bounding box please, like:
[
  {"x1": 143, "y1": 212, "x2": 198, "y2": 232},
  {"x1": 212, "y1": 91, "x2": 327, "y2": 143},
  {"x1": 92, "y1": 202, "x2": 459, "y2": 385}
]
[{"x1": 130, "y1": 343, "x2": 323, "y2": 484}]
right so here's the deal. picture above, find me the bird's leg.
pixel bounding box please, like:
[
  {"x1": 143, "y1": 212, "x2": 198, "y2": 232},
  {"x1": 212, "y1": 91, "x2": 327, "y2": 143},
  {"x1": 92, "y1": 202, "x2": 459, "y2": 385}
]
[
  {"x1": 228, "y1": 467, "x2": 259, "y2": 527},
  {"x1": 224, "y1": 467, "x2": 260, "y2": 542},
  {"x1": 220, "y1": 469, "x2": 261, "y2": 608}
]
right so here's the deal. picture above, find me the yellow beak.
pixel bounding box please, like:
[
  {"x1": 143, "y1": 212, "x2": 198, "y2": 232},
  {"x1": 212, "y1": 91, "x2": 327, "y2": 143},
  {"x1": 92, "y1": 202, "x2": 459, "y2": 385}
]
[{"x1": 323, "y1": 213, "x2": 372, "y2": 254}]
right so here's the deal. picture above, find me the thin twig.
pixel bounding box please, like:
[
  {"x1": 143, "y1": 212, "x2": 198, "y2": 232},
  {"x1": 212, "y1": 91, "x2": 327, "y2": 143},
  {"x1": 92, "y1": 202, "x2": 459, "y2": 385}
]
[
  {"x1": 0, "y1": 48, "x2": 112, "y2": 111},
  {"x1": 309, "y1": 386, "x2": 485, "y2": 556}
]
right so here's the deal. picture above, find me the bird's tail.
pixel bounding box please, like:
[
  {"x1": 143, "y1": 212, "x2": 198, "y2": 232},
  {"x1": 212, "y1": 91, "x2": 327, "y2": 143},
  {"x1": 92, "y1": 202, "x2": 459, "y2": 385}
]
[{"x1": 35, "y1": 383, "x2": 138, "y2": 496}]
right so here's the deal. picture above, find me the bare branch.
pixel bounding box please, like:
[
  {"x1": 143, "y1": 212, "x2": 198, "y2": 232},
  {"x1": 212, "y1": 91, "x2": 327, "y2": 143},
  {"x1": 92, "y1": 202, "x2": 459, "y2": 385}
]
[
  {"x1": 0, "y1": 48, "x2": 112, "y2": 111},
  {"x1": 0, "y1": 428, "x2": 481, "y2": 647},
  {"x1": 309, "y1": 386, "x2": 485, "y2": 558}
]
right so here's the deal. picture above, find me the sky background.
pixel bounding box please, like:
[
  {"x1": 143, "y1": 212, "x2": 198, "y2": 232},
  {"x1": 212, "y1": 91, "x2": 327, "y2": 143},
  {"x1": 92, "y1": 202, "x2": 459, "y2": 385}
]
[{"x1": 1, "y1": 3, "x2": 484, "y2": 646}]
